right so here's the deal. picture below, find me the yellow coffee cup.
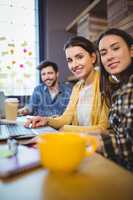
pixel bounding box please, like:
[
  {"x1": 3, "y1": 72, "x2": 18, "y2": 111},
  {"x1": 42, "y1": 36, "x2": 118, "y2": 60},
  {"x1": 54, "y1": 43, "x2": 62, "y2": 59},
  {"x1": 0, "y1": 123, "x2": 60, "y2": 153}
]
[{"x1": 37, "y1": 132, "x2": 97, "y2": 173}]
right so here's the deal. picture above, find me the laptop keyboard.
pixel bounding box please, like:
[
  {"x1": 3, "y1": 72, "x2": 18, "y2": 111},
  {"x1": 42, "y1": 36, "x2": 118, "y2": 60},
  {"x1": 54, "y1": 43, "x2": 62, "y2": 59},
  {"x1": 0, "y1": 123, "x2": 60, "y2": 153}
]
[{"x1": 0, "y1": 124, "x2": 36, "y2": 140}]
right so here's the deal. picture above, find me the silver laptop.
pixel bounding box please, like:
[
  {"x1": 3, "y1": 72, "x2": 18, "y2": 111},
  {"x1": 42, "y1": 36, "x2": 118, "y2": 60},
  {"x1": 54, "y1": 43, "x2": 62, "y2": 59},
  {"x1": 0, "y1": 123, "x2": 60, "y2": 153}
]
[
  {"x1": 0, "y1": 123, "x2": 57, "y2": 140},
  {"x1": 0, "y1": 92, "x2": 57, "y2": 140},
  {"x1": 0, "y1": 91, "x2": 6, "y2": 119}
]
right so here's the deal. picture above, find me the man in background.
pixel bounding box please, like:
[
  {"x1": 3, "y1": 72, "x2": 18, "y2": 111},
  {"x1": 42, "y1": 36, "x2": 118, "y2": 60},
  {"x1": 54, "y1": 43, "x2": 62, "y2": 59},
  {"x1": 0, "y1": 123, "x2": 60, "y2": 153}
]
[{"x1": 18, "y1": 60, "x2": 72, "y2": 117}]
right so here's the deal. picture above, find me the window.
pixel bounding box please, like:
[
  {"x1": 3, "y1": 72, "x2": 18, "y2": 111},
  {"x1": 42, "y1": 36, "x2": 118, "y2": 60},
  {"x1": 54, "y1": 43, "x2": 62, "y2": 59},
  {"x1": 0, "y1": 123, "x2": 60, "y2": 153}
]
[{"x1": 0, "y1": 0, "x2": 39, "y2": 96}]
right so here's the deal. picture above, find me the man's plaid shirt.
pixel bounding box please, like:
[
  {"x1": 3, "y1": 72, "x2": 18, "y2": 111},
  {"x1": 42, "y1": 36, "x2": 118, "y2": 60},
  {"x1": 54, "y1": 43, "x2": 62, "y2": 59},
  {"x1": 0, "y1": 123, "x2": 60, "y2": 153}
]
[{"x1": 101, "y1": 74, "x2": 133, "y2": 171}]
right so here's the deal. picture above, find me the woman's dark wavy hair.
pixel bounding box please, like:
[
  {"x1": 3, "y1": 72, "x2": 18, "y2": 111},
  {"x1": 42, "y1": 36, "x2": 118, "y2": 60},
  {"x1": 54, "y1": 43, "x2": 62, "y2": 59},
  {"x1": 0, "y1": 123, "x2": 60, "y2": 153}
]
[
  {"x1": 64, "y1": 36, "x2": 97, "y2": 65},
  {"x1": 97, "y1": 28, "x2": 133, "y2": 106}
]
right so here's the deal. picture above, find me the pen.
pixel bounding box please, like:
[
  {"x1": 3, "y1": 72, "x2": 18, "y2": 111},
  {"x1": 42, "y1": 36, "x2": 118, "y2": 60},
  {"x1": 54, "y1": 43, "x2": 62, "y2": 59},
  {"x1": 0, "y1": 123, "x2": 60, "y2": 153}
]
[
  {"x1": 7, "y1": 138, "x2": 18, "y2": 156},
  {"x1": 29, "y1": 123, "x2": 32, "y2": 128}
]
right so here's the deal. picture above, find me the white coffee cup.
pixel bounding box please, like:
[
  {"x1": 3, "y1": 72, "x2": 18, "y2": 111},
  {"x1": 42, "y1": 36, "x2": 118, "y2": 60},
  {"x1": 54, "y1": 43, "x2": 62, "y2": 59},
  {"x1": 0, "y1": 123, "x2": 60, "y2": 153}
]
[{"x1": 5, "y1": 98, "x2": 19, "y2": 121}]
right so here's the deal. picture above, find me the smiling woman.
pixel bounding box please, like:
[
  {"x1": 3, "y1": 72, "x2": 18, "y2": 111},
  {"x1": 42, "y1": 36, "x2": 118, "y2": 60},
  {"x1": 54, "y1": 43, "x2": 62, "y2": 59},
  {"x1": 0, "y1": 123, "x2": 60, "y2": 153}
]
[
  {"x1": 65, "y1": 45, "x2": 96, "y2": 81},
  {"x1": 95, "y1": 28, "x2": 133, "y2": 171},
  {"x1": 25, "y1": 36, "x2": 109, "y2": 134},
  {"x1": 99, "y1": 35, "x2": 132, "y2": 75}
]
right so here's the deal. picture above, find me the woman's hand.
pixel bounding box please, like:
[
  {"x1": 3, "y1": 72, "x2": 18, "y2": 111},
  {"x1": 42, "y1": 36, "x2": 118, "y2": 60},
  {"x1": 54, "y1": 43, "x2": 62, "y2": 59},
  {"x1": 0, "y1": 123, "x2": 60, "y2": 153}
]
[
  {"x1": 18, "y1": 107, "x2": 29, "y2": 116},
  {"x1": 87, "y1": 134, "x2": 103, "y2": 153},
  {"x1": 24, "y1": 116, "x2": 48, "y2": 128}
]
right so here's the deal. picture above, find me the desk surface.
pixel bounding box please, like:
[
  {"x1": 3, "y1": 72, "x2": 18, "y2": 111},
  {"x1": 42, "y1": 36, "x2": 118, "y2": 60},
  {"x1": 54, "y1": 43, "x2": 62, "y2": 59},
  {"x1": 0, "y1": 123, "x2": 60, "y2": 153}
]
[{"x1": 0, "y1": 153, "x2": 133, "y2": 200}]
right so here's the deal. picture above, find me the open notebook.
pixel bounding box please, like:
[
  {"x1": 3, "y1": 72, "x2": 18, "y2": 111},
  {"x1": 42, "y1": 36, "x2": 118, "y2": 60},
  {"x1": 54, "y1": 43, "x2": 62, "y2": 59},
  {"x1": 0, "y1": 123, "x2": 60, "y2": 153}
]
[{"x1": 0, "y1": 144, "x2": 40, "y2": 179}]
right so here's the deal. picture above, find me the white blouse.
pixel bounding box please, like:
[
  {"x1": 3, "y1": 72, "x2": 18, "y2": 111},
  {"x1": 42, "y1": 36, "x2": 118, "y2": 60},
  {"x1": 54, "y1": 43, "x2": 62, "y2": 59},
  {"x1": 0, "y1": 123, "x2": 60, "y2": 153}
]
[{"x1": 77, "y1": 84, "x2": 93, "y2": 126}]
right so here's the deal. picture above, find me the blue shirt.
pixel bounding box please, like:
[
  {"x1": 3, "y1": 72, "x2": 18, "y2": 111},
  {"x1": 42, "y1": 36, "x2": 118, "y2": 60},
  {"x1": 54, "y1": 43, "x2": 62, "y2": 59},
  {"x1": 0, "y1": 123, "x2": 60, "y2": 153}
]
[{"x1": 27, "y1": 83, "x2": 72, "y2": 116}]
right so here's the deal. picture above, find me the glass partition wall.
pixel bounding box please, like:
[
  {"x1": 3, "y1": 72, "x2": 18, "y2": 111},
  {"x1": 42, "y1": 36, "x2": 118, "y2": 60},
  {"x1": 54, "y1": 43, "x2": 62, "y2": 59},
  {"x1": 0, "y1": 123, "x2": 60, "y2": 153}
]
[{"x1": 0, "y1": 0, "x2": 39, "y2": 97}]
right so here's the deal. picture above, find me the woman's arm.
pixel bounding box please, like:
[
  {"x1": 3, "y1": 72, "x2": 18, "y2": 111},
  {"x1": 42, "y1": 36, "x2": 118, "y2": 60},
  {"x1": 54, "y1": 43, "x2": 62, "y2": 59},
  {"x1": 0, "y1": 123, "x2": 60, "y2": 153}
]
[{"x1": 47, "y1": 83, "x2": 80, "y2": 129}]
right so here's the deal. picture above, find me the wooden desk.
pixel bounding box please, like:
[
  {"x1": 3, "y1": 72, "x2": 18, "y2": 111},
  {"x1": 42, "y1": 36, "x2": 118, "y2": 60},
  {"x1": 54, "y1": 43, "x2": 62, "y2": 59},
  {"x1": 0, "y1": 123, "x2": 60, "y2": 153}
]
[{"x1": 0, "y1": 153, "x2": 133, "y2": 200}]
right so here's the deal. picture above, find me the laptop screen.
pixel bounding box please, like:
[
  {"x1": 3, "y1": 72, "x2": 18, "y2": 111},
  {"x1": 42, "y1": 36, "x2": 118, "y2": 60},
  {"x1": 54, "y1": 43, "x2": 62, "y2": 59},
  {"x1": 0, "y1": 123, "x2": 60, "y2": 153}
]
[{"x1": 0, "y1": 91, "x2": 6, "y2": 118}]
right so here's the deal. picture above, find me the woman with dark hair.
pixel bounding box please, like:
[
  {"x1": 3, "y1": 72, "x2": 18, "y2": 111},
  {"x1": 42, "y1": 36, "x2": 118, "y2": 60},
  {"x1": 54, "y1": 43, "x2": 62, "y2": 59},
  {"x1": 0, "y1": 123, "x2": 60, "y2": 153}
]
[
  {"x1": 95, "y1": 28, "x2": 133, "y2": 171},
  {"x1": 25, "y1": 36, "x2": 109, "y2": 134}
]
